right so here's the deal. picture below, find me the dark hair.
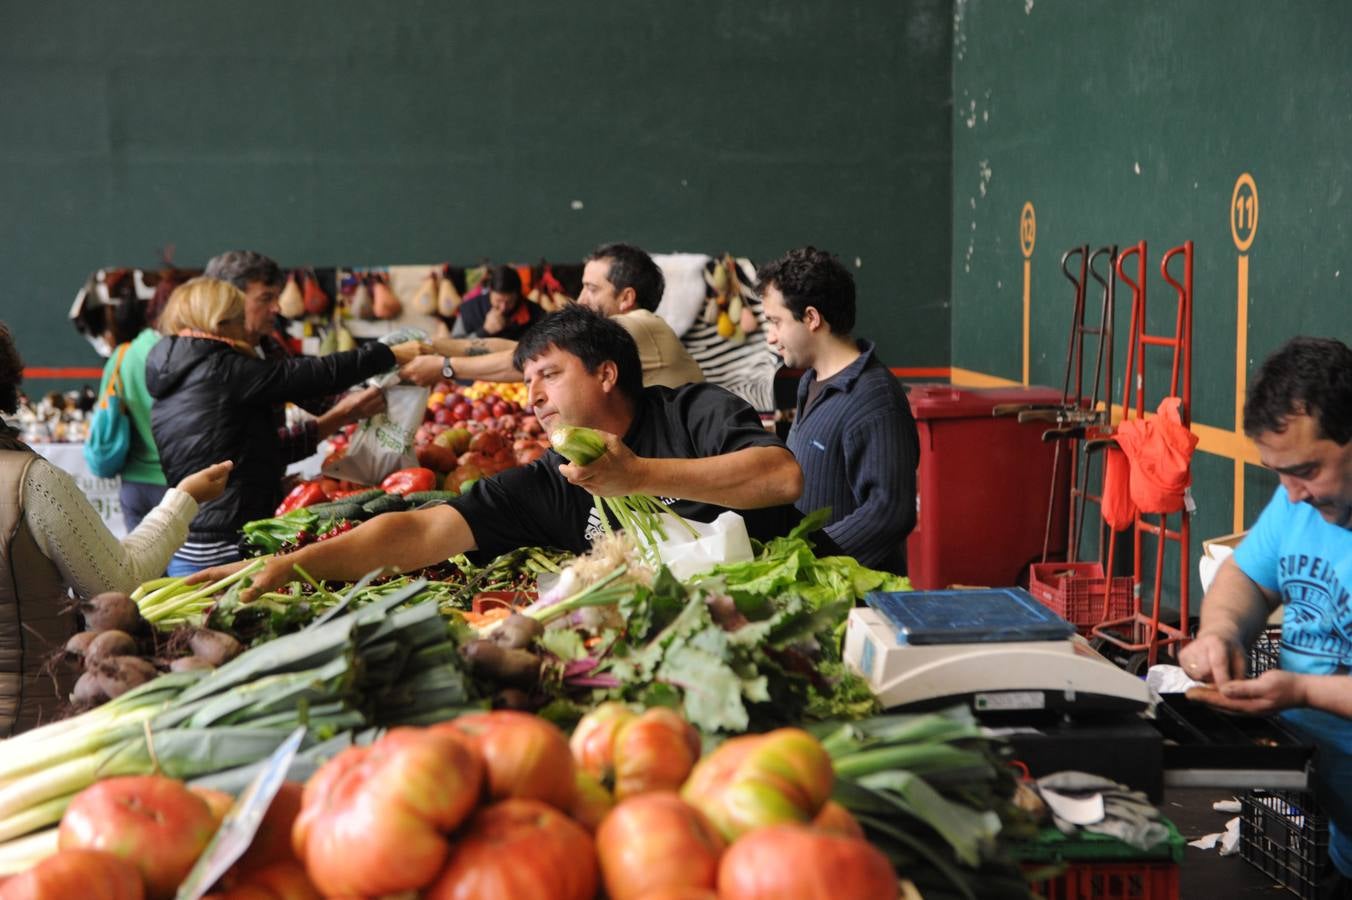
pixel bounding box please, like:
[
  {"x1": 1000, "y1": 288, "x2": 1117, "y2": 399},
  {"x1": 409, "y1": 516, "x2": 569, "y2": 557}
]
[
  {"x1": 512, "y1": 305, "x2": 643, "y2": 401},
  {"x1": 1244, "y1": 336, "x2": 1352, "y2": 444},
  {"x1": 755, "y1": 246, "x2": 856, "y2": 335},
  {"x1": 104, "y1": 298, "x2": 147, "y2": 345},
  {"x1": 488, "y1": 265, "x2": 522, "y2": 295},
  {"x1": 0, "y1": 323, "x2": 24, "y2": 416},
  {"x1": 203, "y1": 250, "x2": 283, "y2": 291},
  {"x1": 587, "y1": 243, "x2": 665, "y2": 312}
]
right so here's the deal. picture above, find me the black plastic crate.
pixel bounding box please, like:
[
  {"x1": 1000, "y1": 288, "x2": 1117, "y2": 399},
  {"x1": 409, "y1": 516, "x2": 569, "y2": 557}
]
[
  {"x1": 1247, "y1": 627, "x2": 1282, "y2": 677},
  {"x1": 1239, "y1": 788, "x2": 1329, "y2": 900}
]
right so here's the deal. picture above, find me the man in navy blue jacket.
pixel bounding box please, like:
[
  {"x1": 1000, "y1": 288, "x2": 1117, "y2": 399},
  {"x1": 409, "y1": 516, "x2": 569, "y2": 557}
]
[{"x1": 758, "y1": 247, "x2": 919, "y2": 575}]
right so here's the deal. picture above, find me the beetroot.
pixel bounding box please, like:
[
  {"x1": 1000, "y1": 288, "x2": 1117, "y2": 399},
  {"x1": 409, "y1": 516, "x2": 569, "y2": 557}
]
[
  {"x1": 84, "y1": 630, "x2": 137, "y2": 667},
  {"x1": 80, "y1": 592, "x2": 142, "y2": 633}
]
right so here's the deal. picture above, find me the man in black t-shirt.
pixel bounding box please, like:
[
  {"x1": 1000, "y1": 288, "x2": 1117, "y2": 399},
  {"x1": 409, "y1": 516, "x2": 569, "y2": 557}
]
[{"x1": 193, "y1": 306, "x2": 804, "y2": 599}]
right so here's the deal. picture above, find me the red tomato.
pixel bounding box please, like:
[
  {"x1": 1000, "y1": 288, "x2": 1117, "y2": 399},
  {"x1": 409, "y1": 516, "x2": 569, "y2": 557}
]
[
  {"x1": 424, "y1": 799, "x2": 596, "y2": 900},
  {"x1": 233, "y1": 782, "x2": 304, "y2": 875},
  {"x1": 292, "y1": 728, "x2": 483, "y2": 896},
  {"x1": 569, "y1": 702, "x2": 637, "y2": 783},
  {"x1": 596, "y1": 792, "x2": 725, "y2": 900},
  {"x1": 569, "y1": 769, "x2": 615, "y2": 833},
  {"x1": 813, "y1": 800, "x2": 866, "y2": 839},
  {"x1": 441, "y1": 711, "x2": 575, "y2": 811},
  {"x1": 717, "y1": 825, "x2": 898, "y2": 900},
  {"x1": 0, "y1": 849, "x2": 144, "y2": 900},
  {"x1": 59, "y1": 775, "x2": 217, "y2": 900},
  {"x1": 681, "y1": 728, "x2": 833, "y2": 842},
  {"x1": 612, "y1": 708, "x2": 701, "y2": 800},
  {"x1": 229, "y1": 860, "x2": 321, "y2": 900},
  {"x1": 189, "y1": 786, "x2": 235, "y2": 827}
]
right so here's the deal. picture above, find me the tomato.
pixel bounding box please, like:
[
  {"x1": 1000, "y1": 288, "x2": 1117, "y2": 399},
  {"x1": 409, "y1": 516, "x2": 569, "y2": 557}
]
[
  {"x1": 233, "y1": 782, "x2": 304, "y2": 876},
  {"x1": 680, "y1": 728, "x2": 833, "y2": 842},
  {"x1": 443, "y1": 711, "x2": 575, "y2": 811},
  {"x1": 569, "y1": 769, "x2": 615, "y2": 832},
  {"x1": 227, "y1": 860, "x2": 321, "y2": 900},
  {"x1": 0, "y1": 849, "x2": 144, "y2": 900},
  {"x1": 812, "y1": 800, "x2": 865, "y2": 839},
  {"x1": 189, "y1": 786, "x2": 235, "y2": 827},
  {"x1": 292, "y1": 727, "x2": 483, "y2": 896},
  {"x1": 596, "y1": 792, "x2": 724, "y2": 900},
  {"x1": 59, "y1": 775, "x2": 217, "y2": 900},
  {"x1": 571, "y1": 702, "x2": 637, "y2": 783},
  {"x1": 424, "y1": 799, "x2": 597, "y2": 900},
  {"x1": 613, "y1": 707, "x2": 701, "y2": 800},
  {"x1": 716, "y1": 824, "x2": 897, "y2": 900}
]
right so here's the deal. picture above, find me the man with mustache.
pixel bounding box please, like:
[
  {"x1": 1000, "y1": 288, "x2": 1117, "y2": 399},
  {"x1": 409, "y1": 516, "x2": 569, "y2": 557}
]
[{"x1": 1180, "y1": 336, "x2": 1352, "y2": 893}]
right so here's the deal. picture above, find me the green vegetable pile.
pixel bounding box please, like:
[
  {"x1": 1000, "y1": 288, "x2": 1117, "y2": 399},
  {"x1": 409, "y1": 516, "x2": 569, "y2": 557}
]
[{"x1": 537, "y1": 511, "x2": 903, "y2": 733}]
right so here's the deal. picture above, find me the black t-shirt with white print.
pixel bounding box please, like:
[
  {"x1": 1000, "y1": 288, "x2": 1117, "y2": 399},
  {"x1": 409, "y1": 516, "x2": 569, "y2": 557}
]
[{"x1": 449, "y1": 382, "x2": 797, "y2": 560}]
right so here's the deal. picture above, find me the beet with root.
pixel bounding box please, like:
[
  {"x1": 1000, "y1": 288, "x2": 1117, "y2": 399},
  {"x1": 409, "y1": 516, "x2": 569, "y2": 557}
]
[
  {"x1": 79, "y1": 592, "x2": 143, "y2": 634},
  {"x1": 84, "y1": 630, "x2": 137, "y2": 667},
  {"x1": 93, "y1": 656, "x2": 159, "y2": 700},
  {"x1": 461, "y1": 639, "x2": 541, "y2": 687},
  {"x1": 169, "y1": 656, "x2": 215, "y2": 673},
  {"x1": 64, "y1": 631, "x2": 98, "y2": 660},
  {"x1": 489, "y1": 614, "x2": 544, "y2": 651},
  {"x1": 71, "y1": 670, "x2": 109, "y2": 707},
  {"x1": 187, "y1": 629, "x2": 243, "y2": 667}
]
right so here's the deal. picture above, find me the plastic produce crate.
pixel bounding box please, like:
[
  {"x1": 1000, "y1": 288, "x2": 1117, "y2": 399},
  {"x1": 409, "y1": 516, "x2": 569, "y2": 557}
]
[
  {"x1": 1240, "y1": 628, "x2": 1328, "y2": 899},
  {"x1": 1240, "y1": 788, "x2": 1329, "y2": 899},
  {"x1": 1014, "y1": 818, "x2": 1182, "y2": 900},
  {"x1": 1029, "y1": 861, "x2": 1180, "y2": 900},
  {"x1": 1028, "y1": 562, "x2": 1135, "y2": 635},
  {"x1": 1247, "y1": 627, "x2": 1282, "y2": 677}
]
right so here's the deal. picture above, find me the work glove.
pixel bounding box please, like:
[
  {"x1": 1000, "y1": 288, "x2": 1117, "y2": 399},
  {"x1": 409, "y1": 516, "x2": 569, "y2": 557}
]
[{"x1": 1036, "y1": 771, "x2": 1169, "y2": 852}]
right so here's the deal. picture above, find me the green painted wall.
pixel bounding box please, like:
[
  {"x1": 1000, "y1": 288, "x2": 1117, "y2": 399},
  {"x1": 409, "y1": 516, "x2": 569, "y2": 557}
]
[
  {"x1": 951, "y1": 0, "x2": 1352, "y2": 611},
  {"x1": 0, "y1": 0, "x2": 953, "y2": 389}
]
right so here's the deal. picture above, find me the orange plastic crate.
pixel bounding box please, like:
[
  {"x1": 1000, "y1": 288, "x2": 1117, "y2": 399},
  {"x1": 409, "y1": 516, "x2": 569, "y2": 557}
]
[
  {"x1": 1028, "y1": 860, "x2": 1179, "y2": 900},
  {"x1": 1028, "y1": 562, "x2": 1134, "y2": 634}
]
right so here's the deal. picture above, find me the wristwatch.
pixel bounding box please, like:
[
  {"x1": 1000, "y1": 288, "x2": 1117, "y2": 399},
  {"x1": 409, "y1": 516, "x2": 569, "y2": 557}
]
[{"x1": 441, "y1": 357, "x2": 456, "y2": 380}]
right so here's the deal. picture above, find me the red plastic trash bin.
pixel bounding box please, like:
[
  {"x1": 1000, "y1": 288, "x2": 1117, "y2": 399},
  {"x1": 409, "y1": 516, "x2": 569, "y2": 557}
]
[{"x1": 904, "y1": 384, "x2": 1070, "y2": 590}]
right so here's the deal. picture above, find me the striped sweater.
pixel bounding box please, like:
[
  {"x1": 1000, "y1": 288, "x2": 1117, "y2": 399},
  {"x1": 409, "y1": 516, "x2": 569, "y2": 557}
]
[{"x1": 787, "y1": 342, "x2": 919, "y2": 575}]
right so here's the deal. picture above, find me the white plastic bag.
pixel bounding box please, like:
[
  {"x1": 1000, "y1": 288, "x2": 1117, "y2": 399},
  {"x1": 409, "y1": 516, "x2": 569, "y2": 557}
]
[
  {"x1": 652, "y1": 510, "x2": 754, "y2": 580},
  {"x1": 322, "y1": 384, "x2": 428, "y2": 486}
]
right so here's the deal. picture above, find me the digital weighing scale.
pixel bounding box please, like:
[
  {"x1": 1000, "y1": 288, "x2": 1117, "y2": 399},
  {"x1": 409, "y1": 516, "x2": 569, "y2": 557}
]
[{"x1": 843, "y1": 588, "x2": 1154, "y2": 715}]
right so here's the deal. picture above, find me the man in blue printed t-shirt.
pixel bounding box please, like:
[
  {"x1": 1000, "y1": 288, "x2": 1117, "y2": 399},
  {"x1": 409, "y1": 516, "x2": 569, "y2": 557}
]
[{"x1": 1180, "y1": 336, "x2": 1352, "y2": 897}]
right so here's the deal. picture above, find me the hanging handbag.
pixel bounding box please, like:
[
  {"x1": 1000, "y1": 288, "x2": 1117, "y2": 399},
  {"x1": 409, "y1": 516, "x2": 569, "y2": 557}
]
[{"x1": 83, "y1": 342, "x2": 133, "y2": 478}]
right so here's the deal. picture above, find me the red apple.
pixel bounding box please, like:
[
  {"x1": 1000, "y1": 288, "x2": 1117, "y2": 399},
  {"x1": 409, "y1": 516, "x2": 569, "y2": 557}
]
[
  {"x1": 433, "y1": 407, "x2": 454, "y2": 426},
  {"x1": 436, "y1": 427, "x2": 472, "y2": 454},
  {"x1": 59, "y1": 775, "x2": 219, "y2": 900},
  {"x1": 451, "y1": 401, "x2": 471, "y2": 421},
  {"x1": 468, "y1": 430, "x2": 507, "y2": 455},
  {"x1": 492, "y1": 400, "x2": 510, "y2": 418}
]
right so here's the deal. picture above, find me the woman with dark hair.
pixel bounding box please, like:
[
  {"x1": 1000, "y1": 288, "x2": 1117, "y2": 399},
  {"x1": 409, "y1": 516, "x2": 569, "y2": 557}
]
[
  {"x1": 0, "y1": 321, "x2": 232, "y2": 734},
  {"x1": 91, "y1": 275, "x2": 179, "y2": 531}
]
